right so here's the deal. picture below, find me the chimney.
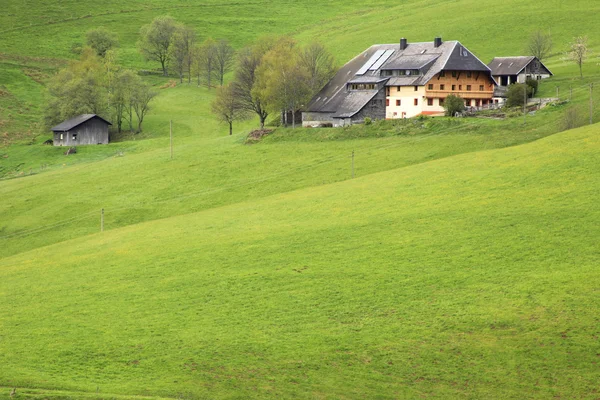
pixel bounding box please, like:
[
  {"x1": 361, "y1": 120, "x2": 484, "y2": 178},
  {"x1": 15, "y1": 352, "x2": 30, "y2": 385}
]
[
  {"x1": 434, "y1": 37, "x2": 442, "y2": 48},
  {"x1": 400, "y1": 38, "x2": 408, "y2": 51}
]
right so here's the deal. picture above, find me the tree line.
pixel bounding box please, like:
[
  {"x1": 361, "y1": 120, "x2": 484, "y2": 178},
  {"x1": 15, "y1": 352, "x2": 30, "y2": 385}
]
[
  {"x1": 212, "y1": 36, "x2": 336, "y2": 135},
  {"x1": 138, "y1": 15, "x2": 235, "y2": 87}
]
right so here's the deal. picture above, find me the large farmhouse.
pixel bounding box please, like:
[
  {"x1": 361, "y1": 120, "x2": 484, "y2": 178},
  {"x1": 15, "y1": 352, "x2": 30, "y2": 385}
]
[
  {"x1": 51, "y1": 114, "x2": 111, "y2": 146},
  {"x1": 303, "y1": 38, "x2": 497, "y2": 126}
]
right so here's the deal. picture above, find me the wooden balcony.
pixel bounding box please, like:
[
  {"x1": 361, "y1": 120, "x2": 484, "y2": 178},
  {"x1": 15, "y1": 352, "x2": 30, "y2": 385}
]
[{"x1": 426, "y1": 90, "x2": 494, "y2": 100}]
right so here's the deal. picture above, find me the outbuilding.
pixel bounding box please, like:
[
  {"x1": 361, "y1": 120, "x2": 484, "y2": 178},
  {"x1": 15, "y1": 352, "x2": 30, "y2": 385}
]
[
  {"x1": 51, "y1": 114, "x2": 112, "y2": 146},
  {"x1": 488, "y1": 56, "x2": 553, "y2": 87}
]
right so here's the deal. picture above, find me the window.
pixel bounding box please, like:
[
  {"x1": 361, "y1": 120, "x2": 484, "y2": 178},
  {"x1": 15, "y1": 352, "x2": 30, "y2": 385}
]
[
  {"x1": 439, "y1": 71, "x2": 446, "y2": 78},
  {"x1": 414, "y1": 86, "x2": 418, "y2": 91},
  {"x1": 386, "y1": 87, "x2": 390, "y2": 96},
  {"x1": 386, "y1": 99, "x2": 390, "y2": 106},
  {"x1": 440, "y1": 84, "x2": 445, "y2": 90},
  {"x1": 467, "y1": 72, "x2": 472, "y2": 78},
  {"x1": 452, "y1": 71, "x2": 457, "y2": 77},
  {"x1": 396, "y1": 99, "x2": 401, "y2": 106},
  {"x1": 414, "y1": 98, "x2": 418, "y2": 106},
  {"x1": 452, "y1": 85, "x2": 456, "y2": 91},
  {"x1": 439, "y1": 98, "x2": 444, "y2": 106},
  {"x1": 466, "y1": 99, "x2": 471, "y2": 106},
  {"x1": 428, "y1": 84, "x2": 433, "y2": 90},
  {"x1": 459, "y1": 85, "x2": 462, "y2": 90},
  {"x1": 397, "y1": 86, "x2": 401, "y2": 92},
  {"x1": 72, "y1": 133, "x2": 77, "y2": 140},
  {"x1": 427, "y1": 98, "x2": 433, "y2": 106},
  {"x1": 466, "y1": 85, "x2": 471, "y2": 91},
  {"x1": 479, "y1": 85, "x2": 485, "y2": 91},
  {"x1": 349, "y1": 83, "x2": 375, "y2": 90}
]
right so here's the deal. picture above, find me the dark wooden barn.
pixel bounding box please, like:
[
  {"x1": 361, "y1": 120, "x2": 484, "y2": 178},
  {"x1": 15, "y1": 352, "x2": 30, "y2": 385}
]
[{"x1": 51, "y1": 114, "x2": 112, "y2": 146}]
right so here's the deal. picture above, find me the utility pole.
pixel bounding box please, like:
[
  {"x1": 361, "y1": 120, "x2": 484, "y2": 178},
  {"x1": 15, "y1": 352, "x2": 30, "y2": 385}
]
[
  {"x1": 590, "y1": 83, "x2": 594, "y2": 125},
  {"x1": 570, "y1": 85, "x2": 572, "y2": 101},
  {"x1": 351, "y1": 150, "x2": 355, "y2": 179},
  {"x1": 170, "y1": 120, "x2": 173, "y2": 160},
  {"x1": 101, "y1": 208, "x2": 104, "y2": 232}
]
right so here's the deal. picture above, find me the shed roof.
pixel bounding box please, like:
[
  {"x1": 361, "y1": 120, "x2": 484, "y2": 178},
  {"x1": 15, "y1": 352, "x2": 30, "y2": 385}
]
[
  {"x1": 51, "y1": 114, "x2": 112, "y2": 132},
  {"x1": 331, "y1": 91, "x2": 379, "y2": 118},
  {"x1": 487, "y1": 56, "x2": 553, "y2": 76}
]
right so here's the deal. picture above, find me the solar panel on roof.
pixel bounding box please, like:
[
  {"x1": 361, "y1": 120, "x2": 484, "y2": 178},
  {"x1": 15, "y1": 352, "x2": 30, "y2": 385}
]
[
  {"x1": 356, "y1": 50, "x2": 385, "y2": 75},
  {"x1": 369, "y1": 49, "x2": 395, "y2": 71}
]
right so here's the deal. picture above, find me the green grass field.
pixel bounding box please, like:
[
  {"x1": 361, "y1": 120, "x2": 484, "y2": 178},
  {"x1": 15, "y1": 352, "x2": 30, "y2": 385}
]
[{"x1": 1, "y1": 0, "x2": 600, "y2": 398}]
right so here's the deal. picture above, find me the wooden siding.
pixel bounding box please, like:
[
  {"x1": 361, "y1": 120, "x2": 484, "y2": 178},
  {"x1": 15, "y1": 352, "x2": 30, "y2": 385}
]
[{"x1": 53, "y1": 117, "x2": 109, "y2": 146}]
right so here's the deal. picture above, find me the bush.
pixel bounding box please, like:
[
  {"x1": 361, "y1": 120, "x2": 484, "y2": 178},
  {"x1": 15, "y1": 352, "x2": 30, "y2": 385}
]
[
  {"x1": 364, "y1": 117, "x2": 372, "y2": 125},
  {"x1": 506, "y1": 83, "x2": 534, "y2": 107},
  {"x1": 443, "y1": 95, "x2": 465, "y2": 116},
  {"x1": 526, "y1": 78, "x2": 539, "y2": 96}
]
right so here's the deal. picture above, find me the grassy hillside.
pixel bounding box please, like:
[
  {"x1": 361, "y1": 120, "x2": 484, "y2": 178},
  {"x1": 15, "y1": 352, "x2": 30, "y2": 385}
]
[
  {"x1": 1, "y1": 126, "x2": 599, "y2": 398},
  {"x1": 2, "y1": 1, "x2": 600, "y2": 398}
]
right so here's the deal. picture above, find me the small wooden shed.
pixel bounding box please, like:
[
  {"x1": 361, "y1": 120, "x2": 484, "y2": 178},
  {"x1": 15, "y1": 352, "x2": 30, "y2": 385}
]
[{"x1": 51, "y1": 114, "x2": 112, "y2": 146}]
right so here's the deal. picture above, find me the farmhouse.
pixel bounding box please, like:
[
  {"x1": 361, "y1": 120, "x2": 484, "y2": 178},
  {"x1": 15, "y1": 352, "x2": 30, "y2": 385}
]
[
  {"x1": 488, "y1": 56, "x2": 553, "y2": 86},
  {"x1": 51, "y1": 114, "x2": 111, "y2": 146},
  {"x1": 303, "y1": 38, "x2": 497, "y2": 126}
]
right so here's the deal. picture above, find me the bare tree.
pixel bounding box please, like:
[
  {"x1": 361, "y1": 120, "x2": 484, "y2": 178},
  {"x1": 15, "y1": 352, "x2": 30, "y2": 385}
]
[
  {"x1": 527, "y1": 30, "x2": 552, "y2": 62},
  {"x1": 131, "y1": 82, "x2": 157, "y2": 132},
  {"x1": 138, "y1": 15, "x2": 177, "y2": 76},
  {"x1": 566, "y1": 36, "x2": 589, "y2": 79},
  {"x1": 214, "y1": 40, "x2": 235, "y2": 86},
  {"x1": 211, "y1": 83, "x2": 249, "y2": 135},
  {"x1": 300, "y1": 42, "x2": 336, "y2": 94},
  {"x1": 170, "y1": 25, "x2": 196, "y2": 83},
  {"x1": 198, "y1": 38, "x2": 217, "y2": 88},
  {"x1": 233, "y1": 42, "x2": 272, "y2": 129}
]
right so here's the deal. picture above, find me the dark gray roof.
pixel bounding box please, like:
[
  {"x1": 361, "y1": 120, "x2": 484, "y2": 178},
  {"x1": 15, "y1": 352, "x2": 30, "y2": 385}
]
[
  {"x1": 348, "y1": 76, "x2": 389, "y2": 84},
  {"x1": 51, "y1": 114, "x2": 112, "y2": 132},
  {"x1": 487, "y1": 56, "x2": 553, "y2": 76},
  {"x1": 385, "y1": 76, "x2": 420, "y2": 87},
  {"x1": 381, "y1": 54, "x2": 439, "y2": 70},
  {"x1": 332, "y1": 91, "x2": 379, "y2": 118}
]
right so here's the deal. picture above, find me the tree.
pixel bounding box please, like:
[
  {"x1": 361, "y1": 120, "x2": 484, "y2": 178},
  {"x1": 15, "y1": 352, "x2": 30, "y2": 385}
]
[
  {"x1": 300, "y1": 42, "x2": 336, "y2": 94},
  {"x1": 211, "y1": 83, "x2": 249, "y2": 135},
  {"x1": 505, "y1": 83, "x2": 533, "y2": 107},
  {"x1": 527, "y1": 30, "x2": 552, "y2": 62},
  {"x1": 138, "y1": 16, "x2": 177, "y2": 76},
  {"x1": 443, "y1": 94, "x2": 465, "y2": 116},
  {"x1": 232, "y1": 37, "x2": 277, "y2": 129},
  {"x1": 198, "y1": 38, "x2": 217, "y2": 88},
  {"x1": 170, "y1": 24, "x2": 196, "y2": 83},
  {"x1": 214, "y1": 40, "x2": 235, "y2": 86},
  {"x1": 131, "y1": 82, "x2": 157, "y2": 132},
  {"x1": 44, "y1": 48, "x2": 108, "y2": 129},
  {"x1": 566, "y1": 36, "x2": 589, "y2": 79},
  {"x1": 109, "y1": 70, "x2": 138, "y2": 133},
  {"x1": 86, "y1": 27, "x2": 118, "y2": 58},
  {"x1": 255, "y1": 38, "x2": 311, "y2": 128}
]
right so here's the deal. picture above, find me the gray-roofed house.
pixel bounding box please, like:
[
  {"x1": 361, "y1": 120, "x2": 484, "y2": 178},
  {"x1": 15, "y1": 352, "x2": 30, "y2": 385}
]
[
  {"x1": 488, "y1": 56, "x2": 553, "y2": 87},
  {"x1": 51, "y1": 114, "x2": 112, "y2": 146},
  {"x1": 303, "y1": 37, "x2": 497, "y2": 126}
]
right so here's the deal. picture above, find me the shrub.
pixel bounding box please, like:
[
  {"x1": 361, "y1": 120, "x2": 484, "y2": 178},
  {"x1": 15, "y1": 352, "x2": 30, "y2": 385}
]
[
  {"x1": 443, "y1": 95, "x2": 465, "y2": 116},
  {"x1": 364, "y1": 117, "x2": 372, "y2": 125},
  {"x1": 506, "y1": 83, "x2": 534, "y2": 107},
  {"x1": 526, "y1": 78, "x2": 539, "y2": 96}
]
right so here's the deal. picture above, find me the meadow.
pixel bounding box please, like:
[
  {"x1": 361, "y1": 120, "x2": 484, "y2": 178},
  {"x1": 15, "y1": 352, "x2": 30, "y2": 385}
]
[{"x1": 1, "y1": 0, "x2": 600, "y2": 398}]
